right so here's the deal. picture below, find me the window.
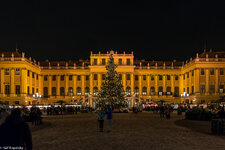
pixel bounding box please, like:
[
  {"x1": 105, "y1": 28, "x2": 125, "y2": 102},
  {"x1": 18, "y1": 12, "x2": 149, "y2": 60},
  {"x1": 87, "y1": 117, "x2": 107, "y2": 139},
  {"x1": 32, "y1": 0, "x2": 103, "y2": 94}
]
[
  {"x1": 191, "y1": 86, "x2": 194, "y2": 94},
  {"x1": 86, "y1": 75, "x2": 89, "y2": 80},
  {"x1": 119, "y1": 59, "x2": 122, "y2": 65},
  {"x1": 5, "y1": 85, "x2": 10, "y2": 95},
  {"x1": 174, "y1": 87, "x2": 179, "y2": 97},
  {"x1": 36, "y1": 88, "x2": 38, "y2": 93},
  {"x1": 187, "y1": 87, "x2": 189, "y2": 94},
  {"x1": 15, "y1": 101, "x2": 19, "y2": 105},
  {"x1": 219, "y1": 85, "x2": 224, "y2": 93},
  {"x1": 151, "y1": 75, "x2": 154, "y2": 80},
  {"x1": 77, "y1": 75, "x2": 81, "y2": 81},
  {"x1": 85, "y1": 87, "x2": 89, "y2": 96},
  {"x1": 142, "y1": 87, "x2": 147, "y2": 96},
  {"x1": 166, "y1": 87, "x2": 171, "y2": 95},
  {"x1": 134, "y1": 87, "x2": 139, "y2": 96},
  {"x1": 102, "y1": 74, "x2": 106, "y2": 80},
  {"x1": 183, "y1": 88, "x2": 185, "y2": 92},
  {"x1": 102, "y1": 59, "x2": 105, "y2": 65},
  {"x1": 119, "y1": 74, "x2": 122, "y2": 80},
  {"x1": 27, "y1": 86, "x2": 30, "y2": 95},
  {"x1": 27, "y1": 70, "x2": 30, "y2": 76},
  {"x1": 135, "y1": 75, "x2": 138, "y2": 81},
  {"x1": 15, "y1": 85, "x2": 20, "y2": 94},
  {"x1": 52, "y1": 75, "x2": 56, "y2": 81},
  {"x1": 210, "y1": 85, "x2": 215, "y2": 93},
  {"x1": 167, "y1": 75, "x2": 170, "y2": 80},
  {"x1": 192, "y1": 70, "x2": 194, "y2": 76},
  {"x1": 32, "y1": 72, "x2": 35, "y2": 78},
  {"x1": 150, "y1": 87, "x2": 155, "y2": 96},
  {"x1": 159, "y1": 75, "x2": 162, "y2": 80},
  {"x1": 52, "y1": 87, "x2": 56, "y2": 96},
  {"x1": 183, "y1": 74, "x2": 185, "y2": 79},
  {"x1": 94, "y1": 59, "x2": 97, "y2": 65},
  {"x1": 127, "y1": 59, "x2": 130, "y2": 65},
  {"x1": 36, "y1": 74, "x2": 39, "y2": 80},
  {"x1": 143, "y1": 75, "x2": 146, "y2": 80},
  {"x1": 43, "y1": 87, "x2": 48, "y2": 97},
  {"x1": 77, "y1": 87, "x2": 81, "y2": 96},
  {"x1": 175, "y1": 75, "x2": 178, "y2": 80},
  {"x1": 68, "y1": 87, "x2": 73, "y2": 96},
  {"x1": 32, "y1": 87, "x2": 34, "y2": 94},
  {"x1": 15, "y1": 68, "x2": 20, "y2": 75},
  {"x1": 126, "y1": 74, "x2": 130, "y2": 80},
  {"x1": 93, "y1": 87, "x2": 98, "y2": 96},
  {"x1": 187, "y1": 73, "x2": 189, "y2": 78},
  {"x1": 5, "y1": 69, "x2": 9, "y2": 75},
  {"x1": 201, "y1": 69, "x2": 205, "y2": 75},
  {"x1": 158, "y1": 87, "x2": 163, "y2": 96},
  {"x1": 69, "y1": 75, "x2": 73, "y2": 81},
  {"x1": 126, "y1": 87, "x2": 131, "y2": 96},
  {"x1": 210, "y1": 69, "x2": 214, "y2": 75},
  {"x1": 60, "y1": 87, "x2": 65, "y2": 96},
  {"x1": 220, "y1": 69, "x2": 224, "y2": 75},
  {"x1": 94, "y1": 74, "x2": 97, "y2": 80},
  {"x1": 60, "y1": 75, "x2": 64, "y2": 81},
  {"x1": 200, "y1": 85, "x2": 205, "y2": 94},
  {"x1": 44, "y1": 75, "x2": 48, "y2": 81}
]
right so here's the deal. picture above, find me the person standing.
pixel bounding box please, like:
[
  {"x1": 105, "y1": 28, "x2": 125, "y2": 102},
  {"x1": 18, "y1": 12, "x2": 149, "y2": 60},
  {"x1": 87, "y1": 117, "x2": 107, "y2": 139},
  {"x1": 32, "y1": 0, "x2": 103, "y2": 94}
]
[
  {"x1": 106, "y1": 105, "x2": 112, "y2": 133},
  {"x1": 97, "y1": 107, "x2": 105, "y2": 132},
  {"x1": 0, "y1": 108, "x2": 32, "y2": 150}
]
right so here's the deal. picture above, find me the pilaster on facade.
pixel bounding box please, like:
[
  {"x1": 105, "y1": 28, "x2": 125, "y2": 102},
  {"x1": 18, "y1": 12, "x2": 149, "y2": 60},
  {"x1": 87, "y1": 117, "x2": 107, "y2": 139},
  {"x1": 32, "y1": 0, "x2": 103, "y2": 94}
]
[
  {"x1": 163, "y1": 75, "x2": 166, "y2": 93},
  {"x1": 131, "y1": 73, "x2": 134, "y2": 94},
  {"x1": 205, "y1": 69, "x2": 209, "y2": 94},
  {"x1": 194, "y1": 69, "x2": 200, "y2": 93},
  {"x1": 81, "y1": 75, "x2": 85, "y2": 96},
  {"x1": 215, "y1": 69, "x2": 219, "y2": 94},
  {"x1": 171, "y1": 75, "x2": 174, "y2": 93},
  {"x1": 138, "y1": 75, "x2": 142, "y2": 97},
  {"x1": 90, "y1": 73, "x2": 93, "y2": 94},
  {"x1": 0, "y1": 69, "x2": 5, "y2": 96},
  {"x1": 56, "y1": 75, "x2": 60, "y2": 96},
  {"x1": 147, "y1": 75, "x2": 150, "y2": 96},
  {"x1": 21, "y1": 69, "x2": 27, "y2": 96},
  {"x1": 179, "y1": 75, "x2": 183, "y2": 95},
  {"x1": 73, "y1": 75, "x2": 77, "y2": 96},
  {"x1": 10, "y1": 69, "x2": 15, "y2": 96},
  {"x1": 48, "y1": 76, "x2": 52, "y2": 97},
  {"x1": 97, "y1": 74, "x2": 101, "y2": 92},
  {"x1": 155, "y1": 75, "x2": 158, "y2": 94},
  {"x1": 65, "y1": 75, "x2": 69, "y2": 96}
]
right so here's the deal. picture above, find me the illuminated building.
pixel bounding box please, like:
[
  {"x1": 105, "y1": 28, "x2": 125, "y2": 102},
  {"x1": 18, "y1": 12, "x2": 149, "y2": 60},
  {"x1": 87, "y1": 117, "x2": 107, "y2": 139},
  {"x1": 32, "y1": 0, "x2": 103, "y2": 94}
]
[{"x1": 0, "y1": 50, "x2": 224, "y2": 107}]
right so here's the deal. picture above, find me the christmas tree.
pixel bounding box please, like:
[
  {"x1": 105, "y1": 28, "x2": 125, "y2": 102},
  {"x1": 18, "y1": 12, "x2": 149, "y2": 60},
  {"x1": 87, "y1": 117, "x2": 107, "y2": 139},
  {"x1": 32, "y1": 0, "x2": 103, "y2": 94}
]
[{"x1": 96, "y1": 54, "x2": 127, "y2": 109}]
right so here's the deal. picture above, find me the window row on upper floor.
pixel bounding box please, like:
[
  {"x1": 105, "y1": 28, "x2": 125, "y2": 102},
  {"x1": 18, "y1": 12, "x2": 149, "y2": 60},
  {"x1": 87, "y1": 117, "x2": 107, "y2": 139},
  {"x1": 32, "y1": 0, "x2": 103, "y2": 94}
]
[{"x1": 92, "y1": 58, "x2": 131, "y2": 65}]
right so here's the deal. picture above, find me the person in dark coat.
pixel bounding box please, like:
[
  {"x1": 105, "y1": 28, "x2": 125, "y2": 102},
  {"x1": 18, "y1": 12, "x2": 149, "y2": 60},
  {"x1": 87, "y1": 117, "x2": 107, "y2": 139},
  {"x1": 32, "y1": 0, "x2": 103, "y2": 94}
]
[
  {"x1": 106, "y1": 105, "x2": 113, "y2": 133},
  {"x1": 0, "y1": 108, "x2": 32, "y2": 150}
]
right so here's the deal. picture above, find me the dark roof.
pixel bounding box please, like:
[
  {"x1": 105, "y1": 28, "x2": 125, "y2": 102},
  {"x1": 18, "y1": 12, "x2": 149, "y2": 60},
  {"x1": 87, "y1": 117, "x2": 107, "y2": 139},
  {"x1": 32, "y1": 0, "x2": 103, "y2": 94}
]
[
  {"x1": 1, "y1": 51, "x2": 22, "y2": 57},
  {"x1": 199, "y1": 51, "x2": 225, "y2": 58},
  {"x1": 40, "y1": 60, "x2": 90, "y2": 67},
  {"x1": 134, "y1": 60, "x2": 183, "y2": 67}
]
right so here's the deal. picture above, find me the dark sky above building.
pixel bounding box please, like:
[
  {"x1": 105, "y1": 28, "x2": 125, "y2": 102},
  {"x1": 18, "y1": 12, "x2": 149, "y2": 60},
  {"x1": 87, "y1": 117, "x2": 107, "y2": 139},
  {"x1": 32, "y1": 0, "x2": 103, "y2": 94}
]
[{"x1": 0, "y1": 0, "x2": 225, "y2": 61}]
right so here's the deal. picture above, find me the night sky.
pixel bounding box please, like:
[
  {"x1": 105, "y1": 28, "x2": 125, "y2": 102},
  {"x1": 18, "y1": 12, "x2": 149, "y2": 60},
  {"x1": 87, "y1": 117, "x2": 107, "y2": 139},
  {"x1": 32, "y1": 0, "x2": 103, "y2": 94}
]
[{"x1": 0, "y1": 0, "x2": 225, "y2": 61}]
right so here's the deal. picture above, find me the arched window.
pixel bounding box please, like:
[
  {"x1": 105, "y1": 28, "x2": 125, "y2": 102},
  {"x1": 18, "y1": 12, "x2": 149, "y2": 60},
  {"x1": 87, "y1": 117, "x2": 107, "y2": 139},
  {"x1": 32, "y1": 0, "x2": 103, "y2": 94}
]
[
  {"x1": 93, "y1": 87, "x2": 98, "y2": 96},
  {"x1": 43, "y1": 87, "x2": 48, "y2": 97},
  {"x1": 77, "y1": 87, "x2": 81, "y2": 96},
  {"x1": 85, "y1": 87, "x2": 89, "y2": 96},
  {"x1": 126, "y1": 87, "x2": 131, "y2": 96},
  {"x1": 52, "y1": 87, "x2": 56, "y2": 96},
  {"x1": 60, "y1": 87, "x2": 65, "y2": 96},
  {"x1": 158, "y1": 86, "x2": 163, "y2": 96},
  {"x1": 166, "y1": 87, "x2": 171, "y2": 95},
  {"x1": 150, "y1": 87, "x2": 155, "y2": 96},
  {"x1": 142, "y1": 87, "x2": 147, "y2": 96},
  {"x1": 68, "y1": 87, "x2": 73, "y2": 96},
  {"x1": 134, "y1": 87, "x2": 139, "y2": 96}
]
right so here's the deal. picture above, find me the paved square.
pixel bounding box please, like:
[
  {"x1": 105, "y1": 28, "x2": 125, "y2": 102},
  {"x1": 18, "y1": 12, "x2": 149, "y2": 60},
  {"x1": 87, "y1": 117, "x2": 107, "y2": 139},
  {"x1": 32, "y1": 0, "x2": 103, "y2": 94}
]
[{"x1": 31, "y1": 112, "x2": 225, "y2": 150}]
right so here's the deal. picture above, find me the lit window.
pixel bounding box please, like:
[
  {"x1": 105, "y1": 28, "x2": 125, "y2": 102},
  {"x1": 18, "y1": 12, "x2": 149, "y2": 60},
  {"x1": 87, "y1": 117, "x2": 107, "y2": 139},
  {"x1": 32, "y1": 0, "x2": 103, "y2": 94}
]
[
  {"x1": 5, "y1": 69, "x2": 10, "y2": 75},
  {"x1": 15, "y1": 68, "x2": 20, "y2": 75}
]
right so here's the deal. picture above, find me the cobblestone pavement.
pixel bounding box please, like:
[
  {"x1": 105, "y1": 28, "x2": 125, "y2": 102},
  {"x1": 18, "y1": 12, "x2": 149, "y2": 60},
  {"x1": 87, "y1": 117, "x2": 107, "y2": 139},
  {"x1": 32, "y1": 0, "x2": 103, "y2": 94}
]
[{"x1": 31, "y1": 112, "x2": 225, "y2": 150}]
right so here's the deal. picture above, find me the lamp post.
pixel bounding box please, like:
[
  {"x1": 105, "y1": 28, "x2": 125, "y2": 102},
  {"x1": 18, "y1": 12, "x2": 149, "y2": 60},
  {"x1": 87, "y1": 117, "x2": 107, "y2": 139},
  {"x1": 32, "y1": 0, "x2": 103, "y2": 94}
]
[
  {"x1": 180, "y1": 92, "x2": 189, "y2": 104},
  {"x1": 33, "y1": 93, "x2": 42, "y2": 105}
]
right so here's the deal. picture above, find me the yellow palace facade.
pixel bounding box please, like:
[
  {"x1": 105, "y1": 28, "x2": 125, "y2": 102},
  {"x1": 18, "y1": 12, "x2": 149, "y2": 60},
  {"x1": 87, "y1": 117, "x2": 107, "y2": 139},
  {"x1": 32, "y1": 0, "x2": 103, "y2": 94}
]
[{"x1": 0, "y1": 50, "x2": 225, "y2": 108}]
